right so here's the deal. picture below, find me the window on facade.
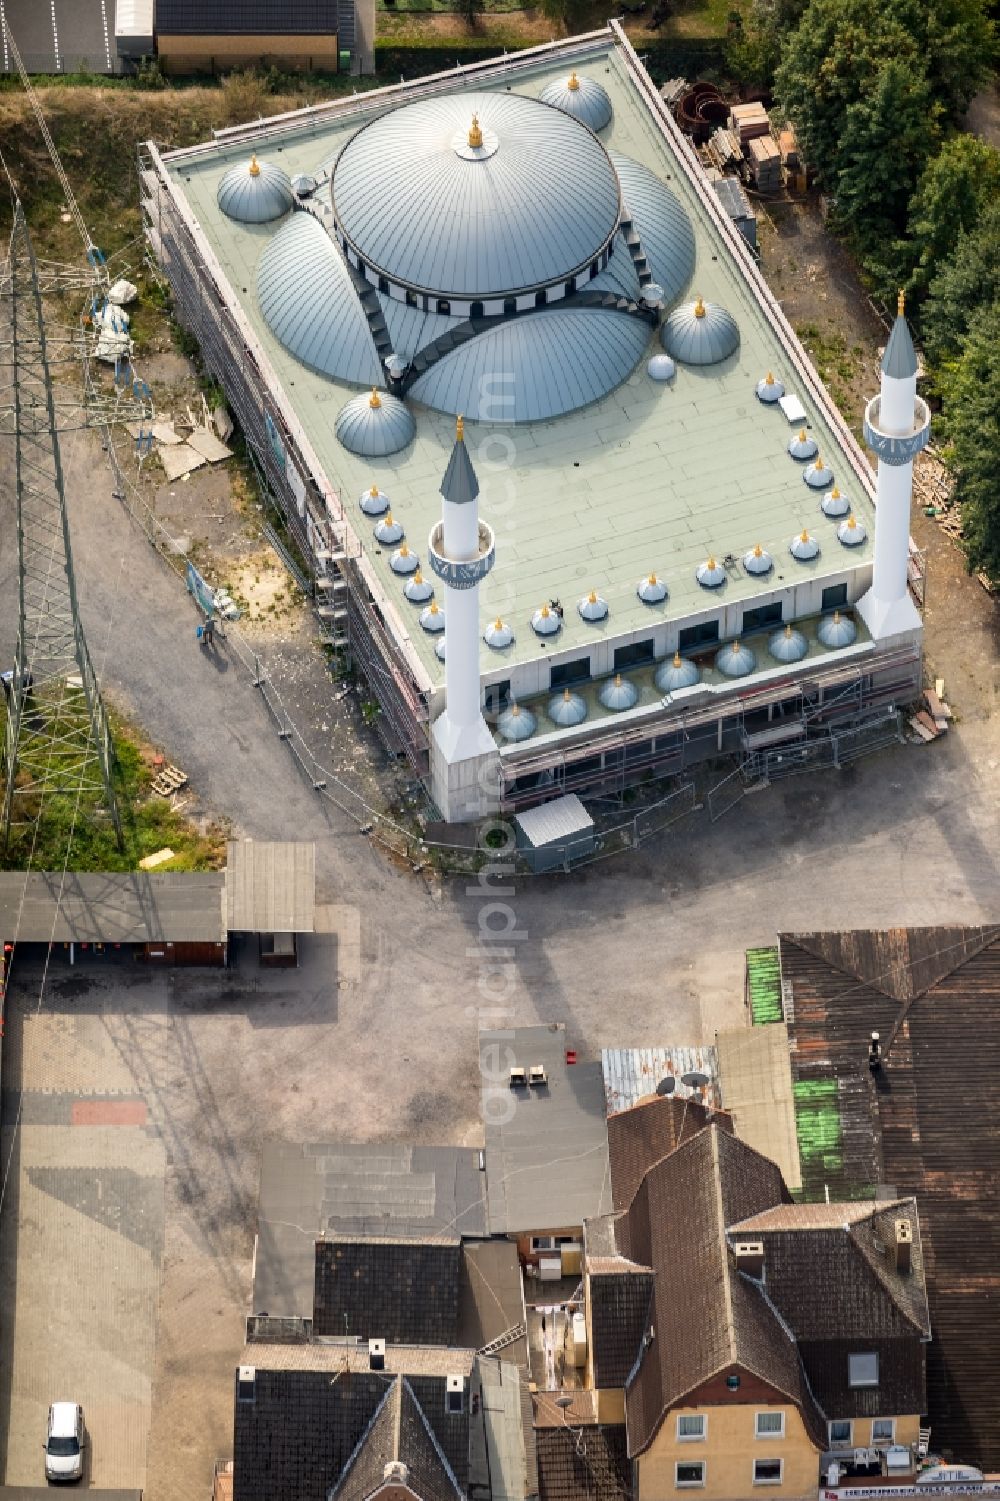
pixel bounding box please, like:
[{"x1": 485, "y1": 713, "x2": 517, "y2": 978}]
[
  {"x1": 872, "y1": 1420, "x2": 895, "y2": 1443},
  {"x1": 564, "y1": 277, "x2": 577, "y2": 297},
  {"x1": 378, "y1": 275, "x2": 389, "y2": 294},
  {"x1": 741, "y1": 601, "x2": 783, "y2": 634},
  {"x1": 405, "y1": 290, "x2": 418, "y2": 309},
  {"x1": 754, "y1": 1460, "x2": 783, "y2": 1485},
  {"x1": 446, "y1": 1389, "x2": 464, "y2": 1415},
  {"x1": 675, "y1": 1462, "x2": 705, "y2": 1488},
  {"x1": 755, "y1": 1413, "x2": 784, "y2": 1438},
  {"x1": 436, "y1": 299, "x2": 451, "y2": 316},
  {"x1": 550, "y1": 657, "x2": 592, "y2": 690},
  {"x1": 530, "y1": 1236, "x2": 554, "y2": 1251},
  {"x1": 484, "y1": 680, "x2": 511, "y2": 715},
  {"x1": 679, "y1": 620, "x2": 720, "y2": 652},
  {"x1": 503, "y1": 298, "x2": 517, "y2": 317},
  {"x1": 590, "y1": 259, "x2": 600, "y2": 279},
  {"x1": 822, "y1": 583, "x2": 848, "y2": 612},
  {"x1": 535, "y1": 289, "x2": 548, "y2": 308},
  {"x1": 677, "y1": 1415, "x2": 706, "y2": 1441},
  {"x1": 849, "y1": 1353, "x2": 879, "y2": 1388},
  {"x1": 829, "y1": 1421, "x2": 852, "y2": 1446},
  {"x1": 470, "y1": 301, "x2": 484, "y2": 320},
  {"x1": 614, "y1": 639, "x2": 655, "y2": 671}
]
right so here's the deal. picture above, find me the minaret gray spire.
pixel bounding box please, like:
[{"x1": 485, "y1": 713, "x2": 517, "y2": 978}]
[
  {"x1": 881, "y1": 290, "x2": 917, "y2": 380},
  {"x1": 439, "y1": 413, "x2": 480, "y2": 506}
]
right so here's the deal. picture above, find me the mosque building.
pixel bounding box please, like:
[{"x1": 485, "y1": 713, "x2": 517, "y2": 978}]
[{"x1": 140, "y1": 24, "x2": 928, "y2": 821}]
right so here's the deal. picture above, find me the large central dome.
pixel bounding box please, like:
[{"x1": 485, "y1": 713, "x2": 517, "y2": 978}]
[{"x1": 331, "y1": 90, "x2": 621, "y2": 300}]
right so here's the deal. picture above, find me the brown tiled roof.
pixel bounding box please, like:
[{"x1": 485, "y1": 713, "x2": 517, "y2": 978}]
[
  {"x1": 240, "y1": 1342, "x2": 476, "y2": 1377},
  {"x1": 589, "y1": 1264, "x2": 654, "y2": 1388},
  {"x1": 334, "y1": 1377, "x2": 463, "y2": 1501},
  {"x1": 781, "y1": 926, "x2": 1000, "y2": 1468},
  {"x1": 536, "y1": 1425, "x2": 632, "y2": 1501},
  {"x1": 734, "y1": 1201, "x2": 886, "y2": 1231},
  {"x1": 607, "y1": 1094, "x2": 733, "y2": 1213},
  {"x1": 533, "y1": 1390, "x2": 599, "y2": 1429}
]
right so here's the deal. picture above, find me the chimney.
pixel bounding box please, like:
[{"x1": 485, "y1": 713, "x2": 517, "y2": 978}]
[
  {"x1": 384, "y1": 1462, "x2": 409, "y2": 1486},
  {"x1": 893, "y1": 1218, "x2": 912, "y2": 1275},
  {"x1": 732, "y1": 1240, "x2": 764, "y2": 1279},
  {"x1": 369, "y1": 1338, "x2": 385, "y2": 1371}
]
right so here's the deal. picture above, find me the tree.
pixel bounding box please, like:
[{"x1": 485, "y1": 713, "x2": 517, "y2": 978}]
[
  {"x1": 921, "y1": 197, "x2": 1000, "y2": 365},
  {"x1": 903, "y1": 137, "x2": 1000, "y2": 301},
  {"x1": 944, "y1": 302, "x2": 1000, "y2": 583},
  {"x1": 902, "y1": 0, "x2": 996, "y2": 121}
]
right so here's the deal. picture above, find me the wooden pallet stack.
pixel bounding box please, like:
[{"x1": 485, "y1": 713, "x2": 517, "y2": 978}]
[
  {"x1": 730, "y1": 101, "x2": 770, "y2": 142},
  {"x1": 747, "y1": 134, "x2": 782, "y2": 191},
  {"x1": 706, "y1": 126, "x2": 742, "y2": 172}
]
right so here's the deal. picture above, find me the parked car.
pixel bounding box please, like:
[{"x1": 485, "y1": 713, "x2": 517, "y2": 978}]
[{"x1": 43, "y1": 1402, "x2": 86, "y2": 1483}]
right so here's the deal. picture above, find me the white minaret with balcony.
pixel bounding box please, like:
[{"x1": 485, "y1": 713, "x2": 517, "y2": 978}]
[
  {"x1": 856, "y1": 293, "x2": 930, "y2": 641},
  {"x1": 428, "y1": 416, "x2": 499, "y2": 821}
]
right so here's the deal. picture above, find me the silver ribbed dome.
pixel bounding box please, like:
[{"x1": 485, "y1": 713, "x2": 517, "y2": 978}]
[
  {"x1": 540, "y1": 71, "x2": 613, "y2": 132},
  {"x1": 335, "y1": 389, "x2": 415, "y2": 458},
  {"x1": 744, "y1": 544, "x2": 773, "y2": 575},
  {"x1": 599, "y1": 673, "x2": 638, "y2": 711},
  {"x1": 804, "y1": 456, "x2": 833, "y2": 489},
  {"x1": 821, "y1": 485, "x2": 850, "y2": 518},
  {"x1": 548, "y1": 687, "x2": 588, "y2": 726},
  {"x1": 611, "y1": 154, "x2": 696, "y2": 306},
  {"x1": 656, "y1": 652, "x2": 700, "y2": 692},
  {"x1": 789, "y1": 529, "x2": 820, "y2": 561},
  {"x1": 638, "y1": 573, "x2": 667, "y2": 604},
  {"x1": 374, "y1": 513, "x2": 404, "y2": 544},
  {"x1": 717, "y1": 640, "x2": 756, "y2": 677},
  {"x1": 498, "y1": 702, "x2": 536, "y2": 741},
  {"x1": 409, "y1": 309, "x2": 650, "y2": 424},
  {"x1": 661, "y1": 297, "x2": 739, "y2": 366},
  {"x1": 818, "y1": 610, "x2": 857, "y2": 648},
  {"x1": 420, "y1": 599, "x2": 445, "y2": 631},
  {"x1": 435, "y1": 636, "x2": 446, "y2": 661},
  {"x1": 332, "y1": 91, "x2": 620, "y2": 300},
  {"x1": 258, "y1": 214, "x2": 382, "y2": 387},
  {"x1": 756, "y1": 371, "x2": 784, "y2": 403},
  {"x1": 404, "y1": 569, "x2": 434, "y2": 603},
  {"x1": 484, "y1": 617, "x2": 514, "y2": 649},
  {"x1": 648, "y1": 353, "x2": 676, "y2": 382},
  {"x1": 696, "y1": 557, "x2": 726, "y2": 589},
  {"x1": 838, "y1": 514, "x2": 867, "y2": 546},
  {"x1": 769, "y1": 624, "x2": 808, "y2": 663},
  {"x1": 788, "y1": 427, "x2": 818, "y2": 460},
  {"x1": 292, "y1": 173, "x2": 318, "y2": 197},
  {"x1": 359, "y1": 484, "x2": 390, "y2": 516},
  {"x1": 531, "y1": 604, "x2": 562, "y2": 637},
  {"x1": 578, "y1": 590, "x2": 609, "y2": 622},
  {"x1": 217, "y1": 156, "x2": 294, "y2": 223},
  {"x1": 390, "y1": 544, "x2": 419, "y2": 575}
]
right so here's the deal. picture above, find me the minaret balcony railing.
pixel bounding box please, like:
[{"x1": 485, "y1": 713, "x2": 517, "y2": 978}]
[
  {"x1": 863, "y1": 394, "x2": 931, "y2": 467},
  {"x1": 428, "y1": 520, "x2": 496, "y2": 590}
]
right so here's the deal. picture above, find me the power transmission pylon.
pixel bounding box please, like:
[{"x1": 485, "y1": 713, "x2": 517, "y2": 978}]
[{"x1": 0, "y1": 202, "x2": 123, "y2": 852}]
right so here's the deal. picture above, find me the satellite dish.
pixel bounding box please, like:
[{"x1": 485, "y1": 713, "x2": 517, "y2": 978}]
[
  {"x1": 681, "y1": 1070, "x2": 710, "y2": 1089},
  {"x1": 554, "y1": 1395, "x2": 574, "y2": 1409},
  {"x1": 656, "y1": 1076, "x2": 676, "y2": 1097}
]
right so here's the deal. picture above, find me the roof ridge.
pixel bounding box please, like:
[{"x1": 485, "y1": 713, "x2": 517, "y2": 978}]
[
  {"x1": 848, "y1": 1199, "x2": 930, "y2": 1337},
  {"x1": 710, "y1": 1128, "x2": 739, "y2": 1368},
  {"x1": 400, "y1": 1375, "x2": 465, "y2": 1500}
]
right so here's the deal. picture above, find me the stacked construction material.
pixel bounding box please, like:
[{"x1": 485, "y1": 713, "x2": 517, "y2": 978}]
[
  {"x1": 707, "y1": 126, "x2": 743, "y2": 172},
  {"x1": 730, "y1": 101, "x2": 770, "y2": 143},
  {"x1": 748, "y1": 134, "x2": 782, "y2": 191}
]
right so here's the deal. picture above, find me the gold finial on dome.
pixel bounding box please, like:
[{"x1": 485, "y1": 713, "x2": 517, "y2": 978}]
[
  {"x1": 588, "y1": 589, "x2": 598, "y2": 603},
  {"x1": 563, "y1": 687, "x2": 572, "y2": 701},
  {"x1": 568, "y1": 71, "x2": 581, "y2": 91},
  {"x1": 648, "y1": 572, "x2": 658, "y2": 585},
  {"x1": 429, "y1": 599, "x2": 440, "y2": 614},
  {"x1": 399, "y1": 542, "x2": 409, "y2": 556},
  {"x1": 540, "y1": 604, "x2": 550, "y2": 618},
  {"x1": 846, "y1": 514, "x2": 857, "y2": 529},
  {"x1": 898, "y1": 288, "x2": 906, "y2": 317},
  {"x1": 494, "y1": 617, "x2": 504, "y2": 630},
  {"x1": 707, "y1": 556, "x2": 717, "y2": 569},
  {"x1": 673, "y1": 651, "x2": 682, "y2": 667},
  {"x1": 369, "y1": 484, "x2": 379, "y2": 497},
  {"x1": 831, "y1": 484, "x2": 840, "y2": 498},
  {"x1": 785, "y1": 624, "x2": 793, "y2": 637},
  {"x1": 614, "y1": 673, "x2": 623, "y2": 685},
  {"x1": 412, "y1": 568, "x2": 423, "y2": 583},
  {"x1": 800, "y1": 529, "x2": 810, "y2": 543},
  {"x1": 765, "y1": 371, "x2": 775, "y2": 385},
  {"x1": 369, "y1": 387, "x2": 382, "y2": 409},
  {"x1": 249, "y1": 154, "x2": 261, "y2": 177},
  {"x1": 832, "y1": 610, "x2": 841, "y2": 623},
  {"x1": 813, "y1": 454, "x2": 823, "y2": 470},
  {"x1": 753, "y1": 543, "x2": 764, "y2": 557},
  {"x1": 468, "y1": 114, "x2": 483, "y2": 149},
  {"x1": 456, "y1": 414, "x2": 465, "y2": 442},
  {"x1": 694, "y1": 295, "x2": 706, "y2": 319},
  {"x1": 798, "y1": 427, "x2": 807, "y2": 443}
]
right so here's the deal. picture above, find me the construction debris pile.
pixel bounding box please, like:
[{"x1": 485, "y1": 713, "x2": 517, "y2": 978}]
[
  {"x1": 663, "y1": 80, "x2": 803, "y2": 218},
  {"x1": 129, "y1": 394, "x2": 235, "y2": 481},
  {"x1": 910, "y1": 681, "x2": 952, "y2": 743}
]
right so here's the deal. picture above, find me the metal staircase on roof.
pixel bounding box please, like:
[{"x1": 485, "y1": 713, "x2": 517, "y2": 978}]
[{"x1": 618, "y1": 217, "x2": 653, "y2": 287}]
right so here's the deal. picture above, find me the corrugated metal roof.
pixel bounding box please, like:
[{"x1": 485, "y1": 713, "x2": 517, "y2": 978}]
[
  {"x1": 226, "y1": 840, "x2": 315, "y2": 933},
  {"x1": 331, "y1": 91, "x2": 621, "y2": 299},
  {"x1": 602, "y1": 1044, "x2": 722, "y2": 1114},
  {"x1": 611, "y1": 152, "x2": 696, "y2": 305},
  {"x1": 482, "y1": 1024, "x2": 611, "y2": 1234},
  {"x1": 257, "y1": 213, "x2": 382, "y2": 387},
  {"x1": 409, "y1": 308, "x2": 650, "y2": 424},
  {"x1": 0, "y1": 871, "x2": 225, "y2": 944},
  {"x1": 514, "y1": 793, "x2": 593, "y2": 848}
]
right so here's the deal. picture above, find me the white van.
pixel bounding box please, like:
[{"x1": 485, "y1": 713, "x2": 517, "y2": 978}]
[{"x1": 43, "y1": 1402, "x2": 86, "y2": 1483}]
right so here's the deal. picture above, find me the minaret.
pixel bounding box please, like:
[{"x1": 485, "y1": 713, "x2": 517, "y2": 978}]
[
  {"x1": 856, "y1": 292, "x2": 930, "y2": 639},
  {"x1": 427, "y1": 416, "x2": 498, "y2": 821}
]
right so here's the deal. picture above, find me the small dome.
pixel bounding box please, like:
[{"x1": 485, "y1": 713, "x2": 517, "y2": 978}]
[
  {"x1": 648, "y1": 353, "x2": 677, "y2": 382},
  {"x1": 821, "y1": 484, "x2": 850, "y2": 518},
  {"x1": 548, "y1": 687, "x2": 588, "y2": 726},
  {"x1": 217, "y1": 155, "x2": 294, "y2": 223},
  {"x1": 359, "y1": 484, "x2": 390, "y2": 516},
  {"x1": 390, "y1": 544, "x2": 419, "y2": 575},
  {"x1": 374, "y1": 511, "x2": 404, "y2": 544},
  {"x1": 818, "y1": 609, "x2": 857, "y2": 648},
  {"x1": 769, "y1": 623, "x2": 808, "y2": 663},
  {"x1": 599, "y1": 673, "x2": 638, "y2": 712},
  {"x1": 788, "y1": 427, "x2": 818, "y2": 461},
  {"x1": 717, "y1": 639, "x2": 756, "y2": 677},
  {"x1": 661, "y1": 297, "x2": 739, "y2": 366},
  {"x1": 404, "y1": 569, "x2": 433, "y2": 603},
  {"x1": 484, "y1": 617, "x2": 514, "y2": 649},
  {"x1": 789, "y1": 529, "x2": 820, "y2": 561},
  {"x1": 656, "y1": 651, "x2": 700, "y2": 692},
  {"x1": 756, "y1": 371, "x2": 784, "y2": 403},
  {"x1": 335, "y1": 388, "x2": 415, "y2": 458},
  {"x1": 611, "y1": 153, "x2": 696, "y2": 305},
  {"x1": 420, "y1": 599, "x2": 445, "y2": 631},
  {"x1": 435, "y1": 636, "x2": 447, "y2": 661},
  {"x1": 291, "y1": 172, "x2": 317, "y2": 197},
  {"x1": 498, "y1": 702, "x2": 536, "y2": 741},
  {"x1": 744, "y1": 543, "x2": 773, "y2": 576},
  {"x1": 804, "y1": 455, "x2": 833, "y2": 489},
  {"x1": 838, "y1": 514, "x2": 867, "y2": 547},
  {"x1": 638, "y1": 573, "x2": 667, "y2": 604},
  {"x1": 578, "y1": 590, "x2": 609, "y2": 622},
  {"x1": 531, "y1": 604, "x2": 562, "y2": 637},
  {"x1": 540, "y1": 71, "x2": 613, "y2": 132},
  {"x1": 696, "y1": 556, "x2": 726, "y2": 589},
  {"x1": 642, "y1": 283, "x2": 666, "y2": 308}
]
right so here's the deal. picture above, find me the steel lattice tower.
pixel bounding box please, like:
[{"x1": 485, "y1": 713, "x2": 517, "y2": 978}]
[{"x1": 1, "y1": 201, "x2": 122, "y2": 850}]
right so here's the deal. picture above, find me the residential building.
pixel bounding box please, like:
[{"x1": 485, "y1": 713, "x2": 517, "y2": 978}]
[{"x1": 154, "y1": 0, "x2": 375, "y2": 76}]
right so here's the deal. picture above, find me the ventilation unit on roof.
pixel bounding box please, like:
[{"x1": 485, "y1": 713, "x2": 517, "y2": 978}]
[
  {"x1": 732, "y1": 1240, "x2": 764, "y2": 1278},
  {"x1": 446, "y1": 1373, "x2": 465, "y2": 1415},
  {"x1": 893, "y1": 1218, "x2": 913, "y2": 1275},
  {"x1": 369, "y1": 1338, "x2": 386, "y2": 1371},
  {"x1": 509, "y1": 1066, "x2": 527, "y2": 1089},
  {"x1": 236, "y1": 1365, "x2": 256, "y2": 1403},
  {"x1": 529, "y1": 1064, "x2": 548, "y2": 1087}
]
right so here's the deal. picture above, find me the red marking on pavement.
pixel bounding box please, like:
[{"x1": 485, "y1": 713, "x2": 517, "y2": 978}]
[{"x1": 72, "y1": 1100, "x2": 148, "y2": 1126}]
